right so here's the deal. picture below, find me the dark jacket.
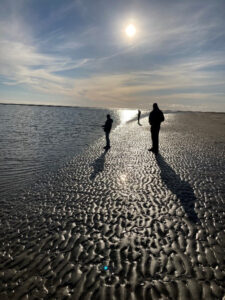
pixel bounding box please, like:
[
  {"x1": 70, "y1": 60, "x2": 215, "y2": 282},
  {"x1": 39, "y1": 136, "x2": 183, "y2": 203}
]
[
  {"x1": 103, "y1": 118, "x2": 113, "y2": 132},
  {"x1": 149, "y1": 109, "x2": 164, "y2": 127}
]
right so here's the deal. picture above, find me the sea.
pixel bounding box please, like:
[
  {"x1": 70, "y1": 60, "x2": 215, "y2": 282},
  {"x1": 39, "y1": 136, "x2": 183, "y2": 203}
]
[{"x1": 0, "y1": 104, "x2": 138, "y2": 198}]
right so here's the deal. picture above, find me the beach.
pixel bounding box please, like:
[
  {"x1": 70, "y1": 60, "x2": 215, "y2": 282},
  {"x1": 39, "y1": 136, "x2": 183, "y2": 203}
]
[
  {"x1": 0, "y1": 111, "x2": 225, "y2": 299},
  {"x1": 0, "y1": 104, "x2": 121, "y2": 198}
]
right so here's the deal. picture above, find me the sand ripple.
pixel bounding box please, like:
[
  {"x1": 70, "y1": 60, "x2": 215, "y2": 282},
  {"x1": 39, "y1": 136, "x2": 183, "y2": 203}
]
[{"x1": 0, "y1": 112, "x2": 225, "y2": 299}]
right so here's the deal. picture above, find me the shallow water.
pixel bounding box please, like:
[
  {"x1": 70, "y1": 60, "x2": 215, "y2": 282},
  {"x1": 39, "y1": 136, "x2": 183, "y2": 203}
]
[{"x1": 0, "y1": 104, "x2": 136, "y2": 198}]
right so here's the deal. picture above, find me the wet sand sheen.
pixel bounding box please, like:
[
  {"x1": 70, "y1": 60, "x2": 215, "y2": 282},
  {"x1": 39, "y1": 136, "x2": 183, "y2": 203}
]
[{"x1": 0, "y1": 112, "x2": 225, "y2": 299}]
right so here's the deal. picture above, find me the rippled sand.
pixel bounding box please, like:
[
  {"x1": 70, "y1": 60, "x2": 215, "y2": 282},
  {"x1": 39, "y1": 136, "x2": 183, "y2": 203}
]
[{"x1": 0, "y1": 112, "x2": 225, "y2": 299}]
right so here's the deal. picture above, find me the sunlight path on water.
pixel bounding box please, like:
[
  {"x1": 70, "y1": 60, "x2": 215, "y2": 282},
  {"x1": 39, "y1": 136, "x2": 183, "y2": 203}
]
[{"x1": 118, "y1": 109, "x2": 137, "y2": 124}]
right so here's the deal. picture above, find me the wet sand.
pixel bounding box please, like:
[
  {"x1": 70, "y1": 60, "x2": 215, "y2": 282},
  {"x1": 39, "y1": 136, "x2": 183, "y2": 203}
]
[{"x1": 0, "y1": 112, "x2": 225, "y2": 299}]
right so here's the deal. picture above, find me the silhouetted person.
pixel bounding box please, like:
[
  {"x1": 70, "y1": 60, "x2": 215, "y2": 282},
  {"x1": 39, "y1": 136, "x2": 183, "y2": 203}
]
[
  {"x1": 137, "y1": 110, "x2": 141, "y2": 125},
  {"x1": 102, "y1": 114, "x2": 113, "y2": 149},
  {"x1": 149, "y1": 103, "x2": 164, "y2": 154}
]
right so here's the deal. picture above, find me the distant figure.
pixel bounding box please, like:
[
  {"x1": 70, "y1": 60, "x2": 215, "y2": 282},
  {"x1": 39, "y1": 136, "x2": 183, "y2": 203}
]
[
  {"x1": 148, "y1": 103, "x2": 164, "y2": 154},
  {"x1": 102, "y1": 114, "x2": 113, "y2": 149},
  {"x1": 137, "y1": 110, "x2": 141, "y2": 125}
]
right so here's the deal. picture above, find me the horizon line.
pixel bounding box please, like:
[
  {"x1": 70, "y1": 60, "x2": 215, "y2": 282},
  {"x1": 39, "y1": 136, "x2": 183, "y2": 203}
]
[{"x1": 0, "y1": 102, "x2": 224, "y2": 114}]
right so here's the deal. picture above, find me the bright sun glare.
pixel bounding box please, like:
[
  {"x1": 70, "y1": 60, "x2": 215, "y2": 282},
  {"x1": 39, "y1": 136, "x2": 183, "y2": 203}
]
[
  {"x1": 119, "y1": 110, "x2": 137, "y2": 124},
  {"x1": 125, "y1": 24, "x2": 136, "y2": 37}
]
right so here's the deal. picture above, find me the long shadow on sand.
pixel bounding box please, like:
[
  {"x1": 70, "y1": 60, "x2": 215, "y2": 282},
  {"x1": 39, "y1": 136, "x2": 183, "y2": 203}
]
[
  {"x1": 156, "y1": 154, "x2": 199, "y2": 223},
  {"x1": 90, "y1": 150, "x2": 109, "y2": 180}
]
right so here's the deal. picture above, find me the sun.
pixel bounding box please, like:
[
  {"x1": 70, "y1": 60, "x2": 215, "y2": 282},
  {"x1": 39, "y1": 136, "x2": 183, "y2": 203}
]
[{"x1": 125, "y1": 24, "x2": 136, "y2": 37}]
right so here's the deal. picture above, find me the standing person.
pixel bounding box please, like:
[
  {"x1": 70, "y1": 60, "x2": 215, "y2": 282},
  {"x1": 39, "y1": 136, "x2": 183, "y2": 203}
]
[
  {"x1": 148, "y1": 103, "x2": 164, "y2": 154},
  {"x1": 137, "y1": 110, "x2": 141, "y2": 125},
  {"x1": 102, "y1": 114, "x2": 113, "y2": 149}
]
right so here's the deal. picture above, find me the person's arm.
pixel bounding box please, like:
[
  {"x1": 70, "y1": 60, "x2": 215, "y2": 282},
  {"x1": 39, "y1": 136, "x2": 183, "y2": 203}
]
[{"x1": 102, "y1": 120, "x2": 106, "y2": 129}]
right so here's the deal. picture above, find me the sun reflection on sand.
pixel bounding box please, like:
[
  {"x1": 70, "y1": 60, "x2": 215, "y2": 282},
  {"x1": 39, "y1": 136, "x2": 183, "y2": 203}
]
[
  {"x1": 120, "y1": 174, "x2": 127, "y2": 182},
  {"x1": 119, "y1": 109, "x2": 137, "y2": 124},
  {"x1": 118, "y1": 173, "x2": 127, "y2": 187}
]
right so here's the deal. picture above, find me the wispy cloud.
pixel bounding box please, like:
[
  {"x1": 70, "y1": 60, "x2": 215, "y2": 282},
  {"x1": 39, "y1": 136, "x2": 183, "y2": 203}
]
[
  {"x1": 68, "y1": 53, "x2": 225, "y2": 110},
  {"x1": 0, "y1": 12, "x2": 92, "y2": 94},
  {"x1": 0, "y1": 0, "x2": 225, "y2": 111}
]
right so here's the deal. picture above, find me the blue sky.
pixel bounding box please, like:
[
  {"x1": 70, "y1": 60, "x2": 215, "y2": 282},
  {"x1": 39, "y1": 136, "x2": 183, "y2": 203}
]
[{"x1": 0, "y1": 0, "x2": 225, "y2": 111}]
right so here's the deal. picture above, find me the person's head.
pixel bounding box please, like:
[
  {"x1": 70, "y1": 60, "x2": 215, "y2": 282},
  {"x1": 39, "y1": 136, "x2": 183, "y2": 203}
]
[
  {"x1": 107, "y1": 114, "x2": 111, "y2": 119},
  {"x1": 153, "y1": 103, "x2": 159, "y2": 110}
]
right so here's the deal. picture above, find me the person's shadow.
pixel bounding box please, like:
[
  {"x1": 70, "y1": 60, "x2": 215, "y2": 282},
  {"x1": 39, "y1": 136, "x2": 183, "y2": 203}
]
[
  {"x1": 156, "y1": 154, "x2": 199, "y2": 223},
  {"x1": 90, "y1": 150, "x2": 109, "y2": 180}
]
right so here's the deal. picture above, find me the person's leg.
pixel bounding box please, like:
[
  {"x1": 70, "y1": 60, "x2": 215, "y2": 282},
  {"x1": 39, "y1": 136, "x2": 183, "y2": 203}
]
[
  {"x1": 148, "y1": 127, "x2": 153, "y2": 151},
  {"x1": 154, "y1": 129, "x2": 159, "y2": 153},
  {"x1": 152, "y1": 126, "x2": 160, "y2": 153},
  {"x1": 150, "y1": 127, "x2": 154, "y2": 150},
  {"x1": 106, "y1": 132, "x2": 110, "y2": 148}
]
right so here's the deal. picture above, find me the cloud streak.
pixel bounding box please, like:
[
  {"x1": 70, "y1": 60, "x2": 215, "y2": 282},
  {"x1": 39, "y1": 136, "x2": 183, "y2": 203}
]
[
  {"x1": 0, "y1": 13, "x2": 92, "y2": 95},
  {"x1": 0, "y1": 0, "x2": 225, "y2": 111}
]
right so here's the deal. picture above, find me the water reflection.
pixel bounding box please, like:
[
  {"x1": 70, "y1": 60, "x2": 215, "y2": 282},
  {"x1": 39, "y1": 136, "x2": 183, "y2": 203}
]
[
  {"x1": 126, "y1": 112, "x2": 149, "y2": 124},
  {"x1": 120, "y1": 174, "x2": 127, "y2": 182},
  {"x1": 0, "y1": 104, "x2": 121, "y2": 198},
  {"x1": 118, "y1": 109, "x2": 137, "y2": 124}
]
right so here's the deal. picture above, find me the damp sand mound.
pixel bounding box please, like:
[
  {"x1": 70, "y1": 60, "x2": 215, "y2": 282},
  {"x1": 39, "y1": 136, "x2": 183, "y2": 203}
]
[{"x1": 0, "y1": 112, "x2": 225, "y2": 299}]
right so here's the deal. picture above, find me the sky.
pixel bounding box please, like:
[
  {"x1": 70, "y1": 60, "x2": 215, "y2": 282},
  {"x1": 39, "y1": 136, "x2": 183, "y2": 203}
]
[{"x1": 0, "y1": 0, "x2": 225, "y2": 112}]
